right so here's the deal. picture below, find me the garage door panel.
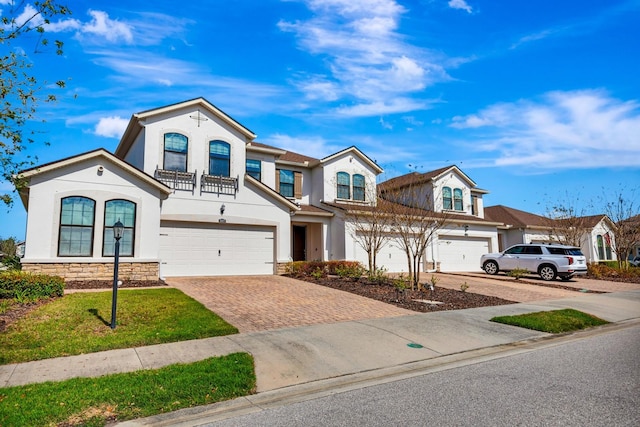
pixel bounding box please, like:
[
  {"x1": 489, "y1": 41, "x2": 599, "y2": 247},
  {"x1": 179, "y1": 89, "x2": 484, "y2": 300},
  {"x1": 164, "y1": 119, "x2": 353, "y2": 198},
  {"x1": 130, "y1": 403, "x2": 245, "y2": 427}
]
[
  {"x1": 438, "y1": 237, "x2": 489, "y2": 272},
  {"x1": 159, "y1": 222, "x2": 274, "y2": 277}
]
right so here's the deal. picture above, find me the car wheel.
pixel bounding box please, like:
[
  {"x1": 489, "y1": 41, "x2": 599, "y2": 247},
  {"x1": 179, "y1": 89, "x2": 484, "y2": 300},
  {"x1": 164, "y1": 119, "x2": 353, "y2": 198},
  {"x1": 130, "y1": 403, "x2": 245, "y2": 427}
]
[
  {"x1": 483, "y1": 260, "x2": 499, "y2": 275},
  {"x1": 539, "y1": 265, "x2": 557, "y2": 281}
]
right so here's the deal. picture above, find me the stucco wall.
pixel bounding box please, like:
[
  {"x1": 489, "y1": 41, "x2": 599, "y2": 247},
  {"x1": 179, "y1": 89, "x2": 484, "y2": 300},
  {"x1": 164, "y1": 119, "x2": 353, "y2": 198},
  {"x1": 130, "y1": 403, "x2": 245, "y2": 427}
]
[
  {"x1": 321, "y1": 154, "x2": 379, "y2": 204},
  {"x1": 23, "y1": 156, "x2": 164, "y2": 263}
]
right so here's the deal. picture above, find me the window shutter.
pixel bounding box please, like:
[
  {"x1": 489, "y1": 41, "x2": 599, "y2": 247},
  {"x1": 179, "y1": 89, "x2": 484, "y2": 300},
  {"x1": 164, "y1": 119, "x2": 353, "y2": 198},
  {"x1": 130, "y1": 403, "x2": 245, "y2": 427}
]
[
  {"x1": 294, "y1": 172, "x2": 302, "y2": 199},
  {"x1": 275, "y1": 170, "x2": 280, "y2": 192}
]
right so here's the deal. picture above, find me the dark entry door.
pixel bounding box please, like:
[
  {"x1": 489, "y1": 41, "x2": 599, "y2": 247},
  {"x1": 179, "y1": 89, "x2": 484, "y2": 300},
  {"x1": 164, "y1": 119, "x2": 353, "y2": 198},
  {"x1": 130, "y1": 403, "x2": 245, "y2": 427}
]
[{"x1": 293, "y1": 225, "x2": 306, "y2": 261}]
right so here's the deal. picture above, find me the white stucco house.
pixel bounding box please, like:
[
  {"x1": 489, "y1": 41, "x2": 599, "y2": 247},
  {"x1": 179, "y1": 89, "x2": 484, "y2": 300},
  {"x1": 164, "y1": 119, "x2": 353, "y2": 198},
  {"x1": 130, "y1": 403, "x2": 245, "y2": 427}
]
[
  {"x1": 484, "y1": 205, "x2": 617, "y2": 263},
  {"x1": 17, "y1": 97, "x2": 509, "y2": 280}
]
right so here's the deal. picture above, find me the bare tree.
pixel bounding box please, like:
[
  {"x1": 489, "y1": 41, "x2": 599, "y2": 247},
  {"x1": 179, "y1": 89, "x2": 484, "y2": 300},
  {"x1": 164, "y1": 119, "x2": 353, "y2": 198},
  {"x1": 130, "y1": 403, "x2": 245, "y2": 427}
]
[
  {"x1": 602, "y1": 190, "x2": 640, "y2": 268},
  {"x1": 379, "y1": 173, "x2": 451, "y2": 290},
  {"x1": 543, "y1": 193, "x2": 593, "y2": 247},
  {"x1": 343, "y1": 178, "x2": 392, "y2": 272},
  {"x1": 544, "y1": 207, "x2": 591, "y2": 247}
]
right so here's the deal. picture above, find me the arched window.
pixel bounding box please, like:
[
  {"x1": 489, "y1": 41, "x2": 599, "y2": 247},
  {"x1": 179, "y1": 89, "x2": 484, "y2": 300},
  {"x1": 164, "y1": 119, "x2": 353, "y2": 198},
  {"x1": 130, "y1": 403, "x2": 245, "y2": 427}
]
[
  {"x1": 209, "y1": 140, "x2": 230, "y2": 177},
  {"x1": 353, "y1": 174, "x2": 365, "y2": 201},
  {"x1": 58, "y1": 196, "x2": 95, "y2": 256},
  {"x1": 337, "y1": 172, "x2": 350, "y2": 199},
  {"x1": 604, "y1": 233, "x2": 612, "y2": 260},
  {"x1": 443, "y1": 187, "x2": 452, "y2": 210},
  {"x1": 164, "y1": 133, "x2": 188, "y2": 171},
  {"x1": 454, "y1": 188, "x2": 463, "y2": 211},
  {"x1": 103, "y1": 200, "x2": 136, "y2": 257},
  {"x1": 596, "y1": 235, "x2": 605, "y2": 260}
]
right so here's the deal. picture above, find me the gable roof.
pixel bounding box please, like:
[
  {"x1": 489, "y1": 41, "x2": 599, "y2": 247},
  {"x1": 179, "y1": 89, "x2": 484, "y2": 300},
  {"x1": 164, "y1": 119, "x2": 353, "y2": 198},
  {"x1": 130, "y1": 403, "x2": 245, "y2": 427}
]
[
  {"x1": 321, "y1": 146, "x2": 384, "y2": 174},
  {"x1": 116, "y1": 97, "x2": 256, "y2": 158},
  {"x1": 379, "y1": 165, "x2": 477, "y2": 192},
  {"x1": 579, "y1": 214, "x2": 613, "y2": 228},
  {"x1": 484, "y1": 205, "x2": 549, "y2": 228},
  {"x1": 244, "y1": 174, "x2": 299, "y2": 211},
  {"x1": 17, "y1": 148, "x2": 172, "y2": 209}
]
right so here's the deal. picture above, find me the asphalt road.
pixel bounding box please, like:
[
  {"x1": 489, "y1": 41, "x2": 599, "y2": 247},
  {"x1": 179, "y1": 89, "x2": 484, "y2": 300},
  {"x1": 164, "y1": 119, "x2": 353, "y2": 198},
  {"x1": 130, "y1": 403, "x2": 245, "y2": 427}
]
[{"x1": 206, "y1": 324, "x2": 640, "y2": 427}]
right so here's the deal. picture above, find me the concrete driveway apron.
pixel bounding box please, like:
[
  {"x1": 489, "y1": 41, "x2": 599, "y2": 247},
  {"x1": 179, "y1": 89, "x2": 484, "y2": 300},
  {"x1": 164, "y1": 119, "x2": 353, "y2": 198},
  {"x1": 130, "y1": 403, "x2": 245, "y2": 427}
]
[{"x1": 166, "y1": 275, "x2": 413, "y2": 333}]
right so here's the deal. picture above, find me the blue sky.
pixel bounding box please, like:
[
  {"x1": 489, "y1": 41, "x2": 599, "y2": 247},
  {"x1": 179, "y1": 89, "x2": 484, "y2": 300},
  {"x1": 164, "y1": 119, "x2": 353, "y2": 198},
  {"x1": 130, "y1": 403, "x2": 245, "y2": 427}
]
[{"x1": 1, "y1": 0, "x2": 639, "y2": 239}]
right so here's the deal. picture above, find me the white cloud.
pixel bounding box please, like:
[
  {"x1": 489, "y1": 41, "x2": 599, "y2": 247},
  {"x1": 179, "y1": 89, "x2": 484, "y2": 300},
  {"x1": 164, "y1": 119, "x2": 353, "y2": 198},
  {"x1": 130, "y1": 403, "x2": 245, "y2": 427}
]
[
  {"x1": 81, "y1": 10, "x2": 133, "y2": 43},
  {"x1": 450, "y1": 89, "x2": 640, "y2": 169},
  {"x1": 279, "y1": 0, "x2": 450, "y2": 117},
  {"x1": 448, "y1": 0, "x2": 473, "y2": 14},
  {"x1": 94, "y1": 116, "x2": 128, "y2": 138}
]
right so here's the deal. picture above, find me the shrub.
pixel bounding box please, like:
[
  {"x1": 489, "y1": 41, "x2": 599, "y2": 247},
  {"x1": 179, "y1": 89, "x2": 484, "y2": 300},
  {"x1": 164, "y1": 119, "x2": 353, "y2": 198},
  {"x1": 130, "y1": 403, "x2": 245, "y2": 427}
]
[
  {"x1": 1, "y1": 255, "x2": 21, "y2": 270},
  {"x1": 286, "y1": 260, "x2": 365, "y2": 279},
  {"x1": 0, "y1": 271, "x2": 64, "y2": 302},
  {"x1": 367, "y1": 267, "x2": 389, "y2": 284},
  {"x1": 335, "y1": 262, "x2": 366, "y2": 280},
  {"x1": 286, "y1": 261, "x2": 326, "y2": 278},
  {"x1": 310, "y1": 267, "x2": 325, "y2": 279},
  {"x1": 508, "y1": 268, "x2": 529, "y2": 280}
]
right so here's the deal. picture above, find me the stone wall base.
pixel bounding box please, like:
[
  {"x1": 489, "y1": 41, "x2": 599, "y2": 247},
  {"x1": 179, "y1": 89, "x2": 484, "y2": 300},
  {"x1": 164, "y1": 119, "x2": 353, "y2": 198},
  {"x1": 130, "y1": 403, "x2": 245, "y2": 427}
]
[
  {"x1": 21, "y1": 262, "x2": 160, "y2": 281},
  {"x1": 276, "y1": 262, "x2": 290, "y2": 275}
]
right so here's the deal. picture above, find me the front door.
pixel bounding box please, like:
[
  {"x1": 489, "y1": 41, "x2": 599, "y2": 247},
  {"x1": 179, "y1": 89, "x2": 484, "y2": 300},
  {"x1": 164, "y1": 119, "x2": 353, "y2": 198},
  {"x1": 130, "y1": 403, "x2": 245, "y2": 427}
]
[{"x1": 292, "y1": 225, "x2": 306, "y2": 261}]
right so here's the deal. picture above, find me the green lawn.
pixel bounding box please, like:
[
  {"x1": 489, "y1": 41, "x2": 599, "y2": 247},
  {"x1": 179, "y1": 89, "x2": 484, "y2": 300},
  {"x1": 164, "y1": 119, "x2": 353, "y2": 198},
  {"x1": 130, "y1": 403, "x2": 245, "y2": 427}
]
[
  {"x1": 490, "y1": 308, "x2": 609, "y2": 333},
  {"x1": 0, "y1": 288, "x2": 238, "y2": 364},
  {"x1": 0, "y1": 353, "x2": 255, "y2": 427}
]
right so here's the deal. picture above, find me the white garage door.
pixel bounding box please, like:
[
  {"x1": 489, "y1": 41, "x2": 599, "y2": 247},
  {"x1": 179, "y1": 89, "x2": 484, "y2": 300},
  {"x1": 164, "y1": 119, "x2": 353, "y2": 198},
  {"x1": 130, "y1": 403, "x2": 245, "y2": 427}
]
[
  {"x1": 353, "y1": 238, "x2": 409, "y2": 273},
  {"x1": 159, "y1": 221, "x2": 275, "y2": 277},
  {"x1": 438, "y1": 236, "x2": 490, "y2": 272}
]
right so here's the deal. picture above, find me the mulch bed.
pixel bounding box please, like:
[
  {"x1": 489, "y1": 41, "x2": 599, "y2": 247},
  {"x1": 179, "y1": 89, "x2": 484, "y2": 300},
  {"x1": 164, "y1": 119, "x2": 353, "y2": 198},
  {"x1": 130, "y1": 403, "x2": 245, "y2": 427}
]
[{"x1": 292, "y1": 275, "x2": 516, "y2": 313}]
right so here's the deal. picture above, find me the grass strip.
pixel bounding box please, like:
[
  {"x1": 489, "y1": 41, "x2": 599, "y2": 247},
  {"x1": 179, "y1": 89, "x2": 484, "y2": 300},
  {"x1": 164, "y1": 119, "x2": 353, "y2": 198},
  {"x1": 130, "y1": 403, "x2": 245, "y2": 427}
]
[
  {"x1": 0, "y1": 353, "x2": 255, "y2": 427},
  {"x1": 491, "y1": 308, "x2": 609, "y2": 333},
  {"x1": 0, "y1": 288, "x2": 238, "y2": 364}
]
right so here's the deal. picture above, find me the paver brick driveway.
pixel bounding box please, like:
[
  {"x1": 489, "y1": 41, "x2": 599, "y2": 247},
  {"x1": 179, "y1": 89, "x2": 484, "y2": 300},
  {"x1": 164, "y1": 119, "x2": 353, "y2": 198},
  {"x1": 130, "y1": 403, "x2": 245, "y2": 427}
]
[{"x1": 166, "y1": 275, "x2": 413, "y2": 333}]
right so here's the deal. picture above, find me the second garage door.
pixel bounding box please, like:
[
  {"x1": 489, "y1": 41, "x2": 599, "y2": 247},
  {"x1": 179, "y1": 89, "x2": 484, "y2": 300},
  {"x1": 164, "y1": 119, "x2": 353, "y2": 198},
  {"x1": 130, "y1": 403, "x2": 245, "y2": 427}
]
[
  {"x1": 159, "y1": 221, "x2": 275, "y2": 277},
  {"x1": 438, "y1": 236, "x2": 490, "y2": 272}
]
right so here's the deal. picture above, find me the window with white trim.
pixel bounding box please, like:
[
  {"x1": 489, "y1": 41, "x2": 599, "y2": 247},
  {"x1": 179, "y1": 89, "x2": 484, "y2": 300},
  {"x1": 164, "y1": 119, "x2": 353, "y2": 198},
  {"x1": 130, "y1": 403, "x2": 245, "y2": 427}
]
[
  {"x1": 58, "y1": 197, "x2": 95, "y2": 256},
  {"x1": 164, "y1": 133, "x2": 188, "y2": 171},
  {"x1": 337, "y1": 172, "x2": 350, "y2": 199},
  {"x1": 103, "y1": 199, "x2": 136, "y2": 257}
]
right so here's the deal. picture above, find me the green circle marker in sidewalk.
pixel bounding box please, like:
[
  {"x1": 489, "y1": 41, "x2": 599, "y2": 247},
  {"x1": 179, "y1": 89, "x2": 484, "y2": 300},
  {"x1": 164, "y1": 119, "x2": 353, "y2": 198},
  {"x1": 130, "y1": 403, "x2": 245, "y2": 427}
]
[{"x1": 407, "y1": 343, "x2": 423, "y2": 348}]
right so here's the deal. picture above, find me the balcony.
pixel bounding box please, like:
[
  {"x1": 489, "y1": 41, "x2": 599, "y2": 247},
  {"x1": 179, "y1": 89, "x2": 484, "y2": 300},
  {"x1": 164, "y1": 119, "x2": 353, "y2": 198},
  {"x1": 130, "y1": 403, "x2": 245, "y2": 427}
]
[
  {"x1": 200, "y1": 173, "x2": 238, "y2": 196},
  {"x1": 155, "y1": 168, "x2": 196, "y2": 192}
]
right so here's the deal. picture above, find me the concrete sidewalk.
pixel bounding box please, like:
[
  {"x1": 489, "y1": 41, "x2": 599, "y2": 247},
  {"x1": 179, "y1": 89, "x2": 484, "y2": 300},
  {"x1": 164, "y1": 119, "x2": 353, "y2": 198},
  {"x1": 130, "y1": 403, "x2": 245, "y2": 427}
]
[{"x1": 2, "y1": 290, "x2": 639, "y2": 394}]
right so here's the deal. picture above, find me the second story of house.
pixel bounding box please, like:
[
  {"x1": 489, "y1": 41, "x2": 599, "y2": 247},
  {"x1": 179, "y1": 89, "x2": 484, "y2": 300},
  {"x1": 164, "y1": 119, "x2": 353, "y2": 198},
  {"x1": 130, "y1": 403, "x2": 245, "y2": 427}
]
[
  {"x1": 114, "y1": 98, "x2": 384, "y2": 209},
  {"x1": 378, "y1": 165, "x2": 488, "y2": 218}
]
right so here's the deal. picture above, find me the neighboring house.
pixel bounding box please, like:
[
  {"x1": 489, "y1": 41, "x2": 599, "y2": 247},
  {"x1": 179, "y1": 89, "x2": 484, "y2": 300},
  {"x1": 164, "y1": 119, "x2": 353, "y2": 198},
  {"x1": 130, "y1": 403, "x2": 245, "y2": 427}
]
[
  {"x1": 326, "y1": 165, "x2": 502, "y2": 273},
  {"x1": 484, "y1": 205, "x2": 617, "y2": 263}
]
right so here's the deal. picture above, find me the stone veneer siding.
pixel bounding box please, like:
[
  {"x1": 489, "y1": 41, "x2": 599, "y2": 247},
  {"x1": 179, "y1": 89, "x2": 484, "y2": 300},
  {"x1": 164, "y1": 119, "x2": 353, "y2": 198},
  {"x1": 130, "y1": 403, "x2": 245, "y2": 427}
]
[
  {"x1": 276, "y1": 262, "x2": 290, "y2": 275},
  {"x1": 21, "y1": 262, "x2": 159, "y2": 281}
]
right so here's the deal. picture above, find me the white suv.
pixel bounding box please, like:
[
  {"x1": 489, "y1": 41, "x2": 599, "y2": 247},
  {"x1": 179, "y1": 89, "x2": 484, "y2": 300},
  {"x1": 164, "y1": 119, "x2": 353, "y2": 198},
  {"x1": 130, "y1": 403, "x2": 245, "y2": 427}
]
[{"x1": 480, "y1": 244, "x2": 588, "y2": 281}]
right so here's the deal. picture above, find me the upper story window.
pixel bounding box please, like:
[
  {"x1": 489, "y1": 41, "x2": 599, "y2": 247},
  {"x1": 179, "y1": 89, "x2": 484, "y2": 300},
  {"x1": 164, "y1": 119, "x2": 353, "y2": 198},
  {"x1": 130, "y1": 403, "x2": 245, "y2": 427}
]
[
  {"x1": 443, "y1": 186, "x2": 464, "y2": 211},
  {"x1": 454, "y1": 188, "x2": 463, "y2": 211},
  {"x1": 58, "y1": 196, "x2": 95, "y2": 256},
  {"x1": 337, "y1": 172, "x2": 350, "y2": 199},
  {"x1": 103, "y1": 200, "x2": 136, "y2": 257},
  {"x1": 209, "y1": 140, "x2": 230, "y2": 177},
  {"x1": 164, "y1": 133, "x2": 188, "y2": 172},
  {"x1": 353, "y1": 174, "x2": 365, "y2": 201},
  {"x1": 443, "y1": 187, "x2": 452, "y2": 210},
  {"x1": 246, "y1": 159, "x2": 261, "y2": 180},
  {"x1": 278, "y1": 169, "x2": 295, "y2": 198}
]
